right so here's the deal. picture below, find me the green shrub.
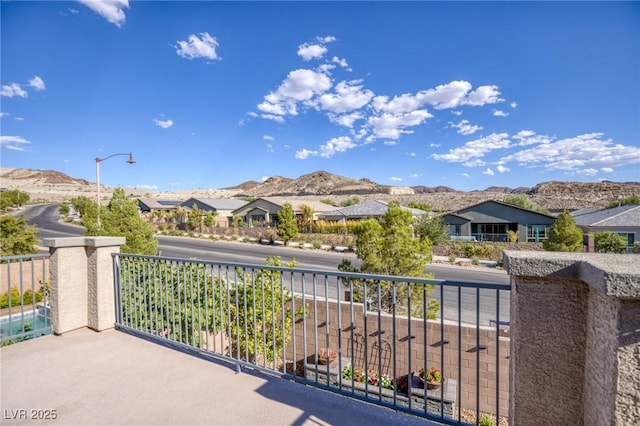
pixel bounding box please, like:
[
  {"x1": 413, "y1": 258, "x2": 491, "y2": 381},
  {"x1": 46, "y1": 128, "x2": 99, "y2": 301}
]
[
  {"x1": 479, "y1": 413, "x2": 496, "y2": 426},
  {"x1": 463, "y1": 243, "x2": 476, "y2": 259},
  {"x1": 471, "y1": 256, "x2": 480, "y2": 266},
  {"x1": 448, "y1": 253, "x2": 456, "y2": 263}
]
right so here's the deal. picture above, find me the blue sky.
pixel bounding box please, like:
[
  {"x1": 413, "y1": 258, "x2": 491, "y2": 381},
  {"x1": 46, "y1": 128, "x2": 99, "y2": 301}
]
[{"x1": 1, "y1": 1, "x2": 639, "y2": 192}]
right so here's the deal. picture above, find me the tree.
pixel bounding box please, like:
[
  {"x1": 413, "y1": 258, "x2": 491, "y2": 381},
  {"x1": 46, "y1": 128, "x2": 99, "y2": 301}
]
[
  {"x1": 607, "y1": 194, "x2": 639, "y2": 208},
  {"x1": 0, "y1": 214, "x2": 37, "y2": 255},
  {"x1": 415, "y1": 215, "x2": 449, "y2": 246},
  {"x1": 338, "y1": 201, "x2": 438, "y2": 318},
  {"x1": 543, "y1": 211, "x2": 583, "y2": 252},
  {"x1": 503, "y1": 194, "x2": 550, "y2": 215},
  {"x1": 298, "y1": 204, "x2": 314, "y2": 233},
  {"x1": 340, "y1": 197, "x2": 360, "y2": 207},
  {"x1": 1, "y1": 190, "x2": 30, "y2": 210},
  {"x1": 203, "y1": 211, "x2": 218, "y2": 228},
  {"x1": 187, "y1": 203, "x2": 203, "y2": 232},
  {"x1": 594, "y1": 232, "x2": 627, "y2": 253},
  {"x1": 276, "y1": 202, "x2": 298, "y2": 244},
  {"x1": 89, "y1": 188, "x2": 158, "y2": 254},
  {"x1": 408, "y1": 201, "x2": 432, "y2": 212}
]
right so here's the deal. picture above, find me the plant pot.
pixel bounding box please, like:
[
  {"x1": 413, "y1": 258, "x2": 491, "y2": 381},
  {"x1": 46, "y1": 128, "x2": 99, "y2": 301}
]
[
  {"x1": 418, "y1": 374, "x2": 446, "y2": 390},
  {"x1": 317, "y1": 356, "x2": 337, "y2": 366}
]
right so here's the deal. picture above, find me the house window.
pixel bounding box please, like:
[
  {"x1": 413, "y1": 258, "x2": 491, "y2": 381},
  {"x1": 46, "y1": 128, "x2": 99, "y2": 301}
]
[
  {"x1": 448, "y1": 224, "x2": 461, "y2": 236},
  {"x1": 616, "y1": 232, "x2": 636, "y2": 253},
  {"x1": 527, "y1": 225, "x2": 549, "y2": 242}
]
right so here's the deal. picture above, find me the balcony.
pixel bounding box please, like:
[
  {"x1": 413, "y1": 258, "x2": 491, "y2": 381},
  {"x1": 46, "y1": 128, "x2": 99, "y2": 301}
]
[{"x1": 1, "y1": 237, "x2": 639, "y2": 426}]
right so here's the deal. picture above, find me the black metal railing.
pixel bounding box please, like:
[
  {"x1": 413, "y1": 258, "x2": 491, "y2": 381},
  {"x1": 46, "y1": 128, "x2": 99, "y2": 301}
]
[
  {"x1": 0, "y1": 253, "x2": 51, "y2": 345},
  {"x1": 113, "y1": 253, "x2": 510, "y2": 425}
]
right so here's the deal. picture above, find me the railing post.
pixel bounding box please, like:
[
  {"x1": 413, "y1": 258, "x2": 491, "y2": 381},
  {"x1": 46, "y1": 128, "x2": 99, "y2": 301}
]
[
  {"x1": 42, "y1": 237, "x2": 125, "y2": 334},
  {"x1": 505, "y1": 251, "x2": 640, "y2": 426}
]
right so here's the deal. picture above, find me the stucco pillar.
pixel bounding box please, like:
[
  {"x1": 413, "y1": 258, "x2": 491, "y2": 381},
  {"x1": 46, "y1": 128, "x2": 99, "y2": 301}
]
[
  {"x1": 505, "y1": 251, "x2": 640, "y2": 426},
  {"x1": 42, "y1": 237, "x2": 125, "y2": 334},
  {"x1": 85, "y1": 237, "x2": 124, "y2": 331}
]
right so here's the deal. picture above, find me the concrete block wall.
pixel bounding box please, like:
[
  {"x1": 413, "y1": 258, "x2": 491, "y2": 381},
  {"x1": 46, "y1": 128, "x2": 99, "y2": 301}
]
[
  {"x1": 290, "y1": 297, "x2": 510, "y2": 417},
  {"x1": 505, "y1": 251, "x2": 640, "y2": 426}
]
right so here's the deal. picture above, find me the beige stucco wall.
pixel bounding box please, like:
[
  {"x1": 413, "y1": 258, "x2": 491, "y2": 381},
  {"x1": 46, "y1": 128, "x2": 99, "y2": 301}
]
[{"x1": 505, "y1": 251, "x2": 640, "y2": 426}]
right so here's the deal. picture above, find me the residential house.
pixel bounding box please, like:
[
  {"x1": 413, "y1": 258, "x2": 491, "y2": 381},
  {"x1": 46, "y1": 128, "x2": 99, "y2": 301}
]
[
  {"x1": 320, "y1": 200, "x2": 428, "y2": 222},
  {"x1": 180, "y1": 198, "x2": 249, "y2": 227},
  {"x1": 441, "y1": 200, "x2": 556, "y2": 242},
  {"x1": 571, "y1": 204, "x2": 640, "y2": 252},
  {"x1": 137, "y1": 198, "x2": 182, "y2": 213},
  {"x1": 231, "y1": 197, "x2": 335, "y2": 227}
]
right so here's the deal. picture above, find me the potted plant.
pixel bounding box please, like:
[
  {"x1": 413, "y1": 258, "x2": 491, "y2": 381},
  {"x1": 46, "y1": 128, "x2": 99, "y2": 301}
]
[
  {"x1": 316, "y1": 348, "x2": 338, "y2": 365},
  {"x1": 418, "y1": 367, "x2": 445, "y2": 390}
]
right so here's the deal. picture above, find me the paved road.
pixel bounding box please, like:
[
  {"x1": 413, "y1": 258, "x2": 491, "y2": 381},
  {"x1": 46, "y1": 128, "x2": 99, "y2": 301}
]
[{"x1": 24, "y1": 204, "x2": 510, "y2": 326}]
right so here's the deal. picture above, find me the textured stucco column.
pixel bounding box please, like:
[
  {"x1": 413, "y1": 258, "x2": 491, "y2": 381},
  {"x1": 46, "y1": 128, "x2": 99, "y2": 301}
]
[
  {"x1": 42, "y1": 237, "x2": 125, "y2": 334},
  {"x1": 505, "y1": 251, "x2": 640, "y2": 426},
  {"x1": 85, "y1": 237, "x2": 124, "y2": 331}
]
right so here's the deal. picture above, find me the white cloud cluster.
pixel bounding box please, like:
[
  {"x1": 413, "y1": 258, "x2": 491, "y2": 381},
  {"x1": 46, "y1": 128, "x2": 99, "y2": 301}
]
[
  {"x1": 254, "y1": 38, "x2": 507, "y2": 161},
  {"x1": 0, "y1": 135, "x2": 31, "y2": 151},
  {"x1": 1, "y1": 76, "x2": 46, "y2": 98},
  {"x1": 432, "y1": 131, "x2": 640, "y2": 178},
  {"x1": 450, "y1": 119, "x2": 483, "y2": 136},
  {"x1": 153, "y1": 117, "x2": 174, "y2": 128},
  {"x1": 77, "y1": 0, "x2": 129, "y2": 27},
  {"x1": 176, "y1": 32, "x2": 221, "y2": 61}
]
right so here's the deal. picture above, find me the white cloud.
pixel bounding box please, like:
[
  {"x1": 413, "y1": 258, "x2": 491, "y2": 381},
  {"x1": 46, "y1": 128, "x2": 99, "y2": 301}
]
[
  {"x1": 297, "y1": 43, "x2": 327, "y2": 61},
  {"x1": 483, "y1": 168, "x2": 495, "y2": 176},
  {"x1": 332, "y1": 56, "x2": 351, "y2": 71},
  {"x1": 432, "y1": 133, "x2": 510, "y2": 163},
  {"x1": 176, "y1": 32, "x2": 221, "y2": 61},
  {"x1": 501, "y1": 133, "x2": 640, "y2": 172},
  {"x1": 510, "y1": 102, "x2": 518, "y2": 108},
  {"x1": 496, "y1": 165, "x2": 510, "y2": 173},
  {"x1": 417, "y1": 80, "x2": 472, "y2": 110},
  {"x1": 266, "y1": 143, "x2": 274, "y2": 153},
  {"x1": 450, "y1": 119, "x2": 483, "y2": 136},
  {"x1": 14, "y1": 117, "x2": 24, "y2": 121},
  {"x1": 493, "y1": 109, "x2": 508, "y2": 117},
  {"x1": 295, "y1": 148, "x2": 318, "y2": 159},
  {"x1": 451, "y1": 110, "x2": 463, "y2": 116},
  {"x1": 29, "y1": 76, "x2": 46, "y2": 91},
  {"x1": 601, "y1": 167, "x2": 614, "y2": 173},
  {"x1": 136, "y1": 184, "x2": 158, "y2": 190},
  {"x1": 328, "y1": 111, "x2": 364, "y2": 128},
  {"x1": 406, "y1": 152, "x2": 416, "y2": 157},
  {"x1": 153, "y1": 117, "x2": 174, "y2": 128},
  {"x1": 367, "y1": 109, "x2": 432, "y2": 140},
  {"x1": 409, "y1": 172, "x2": 422, "y2": 178},
  {"x1": 429, "y1": 143, "x2": 441, "y2": 148},
  {"x1": 318, "y1": 80, "x2": 374, "y2": 114},
  {"x1": 320, "y1": 136, "x2": 356, "y2": 158},
  {"x1": 257, "y1": 69, "x2": 332, "y2": 119},
  {"x1": 462, "y1": 173, "x2": 470, "y2": 178},
  {"x1": 576, "y1": 168, "x2": 598, "y2": 176},
  {"x1": 0, "y1": 112, "x2": 8, "y2": 118},
  {"x1": 263, "y1": 135, "x2": 274, "y2": 141},
  {"x1": 1, "y1": 83, "x2": 27, "y2": 98},
  {"x1": 390, "y1": 176, "x2": 402, "y2": 182},
  {"x1": 317, "y1": 36, "x2": 336, "y2": 43},
  {"x1": 462, "y1": 85, "x2": 503, "y2": 106},
  {"x1": 0, "y1": 135, "x2": 31, "y2": 151},
  {"x1": 77, "y1": 0, "x2": 129, "y2": 27}
]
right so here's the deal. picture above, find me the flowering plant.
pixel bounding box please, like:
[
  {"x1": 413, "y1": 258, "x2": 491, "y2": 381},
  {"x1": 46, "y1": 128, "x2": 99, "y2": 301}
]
[
  {"x1": 317, "y1": 349, "x2": 338, "y2": 363},
  {"x1": 419, "y1": 367, "x2": 443, "y2": 383},
  {"x1": 341, "y1": 366, "x2": 394, "y2": 389}
]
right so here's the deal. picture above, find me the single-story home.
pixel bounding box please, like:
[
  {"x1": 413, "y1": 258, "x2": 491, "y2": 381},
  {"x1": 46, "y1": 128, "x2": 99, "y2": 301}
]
[
  {"x1": 180, "y1": 198, "x2": 249, "y2": 227},
  {"x1": 320, "y1": 200, "x2": 428, "y2": 221},
  {"x1": 137, "y1": 198, "x2": 182, "y2": 213},
  {"x1": 441, "y1": 200, "x2": 557, "y2": 242},
  {"x1": 571, "y1": 204, "x2": 640, "y2": 252},
  {"x1": 231, "y1": 197, "x2": 336, "y2": 227}
]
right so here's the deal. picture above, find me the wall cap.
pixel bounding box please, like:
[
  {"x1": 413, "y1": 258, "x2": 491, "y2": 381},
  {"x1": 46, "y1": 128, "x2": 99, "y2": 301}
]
[
  {"x1": 504, "y1": 251, "x2": 640, "y2": 299},
  {"x1": 42, "y1": 237, "x2": 126, "y2": 249}
]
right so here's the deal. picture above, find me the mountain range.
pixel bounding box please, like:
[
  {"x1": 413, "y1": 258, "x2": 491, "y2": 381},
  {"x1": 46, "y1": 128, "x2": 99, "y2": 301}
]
[{"x1": 2, "y1": 167, "x2": 639, "y2": 212}]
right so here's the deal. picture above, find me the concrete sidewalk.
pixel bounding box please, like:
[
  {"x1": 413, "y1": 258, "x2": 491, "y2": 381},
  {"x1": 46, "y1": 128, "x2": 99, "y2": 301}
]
[{"x1": 1, "y1": 328, "x2": 436, "y2": 426}]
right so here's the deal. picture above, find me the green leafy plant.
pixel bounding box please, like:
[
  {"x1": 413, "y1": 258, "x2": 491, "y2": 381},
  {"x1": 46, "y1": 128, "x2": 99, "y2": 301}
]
[
  {"x1": 479, "y1": 413, "x2": 496, "y2": 426},
  {"x1": 419, "y1": 367, "x2": 442, "y2": 383}
]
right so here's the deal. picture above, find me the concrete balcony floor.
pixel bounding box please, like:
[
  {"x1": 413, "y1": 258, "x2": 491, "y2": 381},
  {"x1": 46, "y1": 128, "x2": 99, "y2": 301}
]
[{"x1": 1, "y1": 328, "x2": 437, "y2": 426}]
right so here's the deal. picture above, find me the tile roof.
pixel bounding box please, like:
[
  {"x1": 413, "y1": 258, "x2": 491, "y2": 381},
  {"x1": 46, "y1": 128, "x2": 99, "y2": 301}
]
[
  {"x1": 181, "y1": 198, "x2": 247, "y2": 210},
  {"x1": 321, "y1": 200, "x2": 427, "y2": 218},
  {"x1": 572, "y1": 204, "x2": 640, "y2": 227}
]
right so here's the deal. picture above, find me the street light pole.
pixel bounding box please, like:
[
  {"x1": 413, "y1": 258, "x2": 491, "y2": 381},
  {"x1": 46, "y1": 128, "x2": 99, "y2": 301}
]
[{"x1": 95, "y1": 152, "x2": 135, "y2": 230}]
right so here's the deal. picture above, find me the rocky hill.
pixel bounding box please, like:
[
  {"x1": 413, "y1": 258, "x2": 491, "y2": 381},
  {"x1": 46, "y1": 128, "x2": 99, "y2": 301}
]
[{"x1": 1, "y1": 167, "x2": 638, "y2": 211}]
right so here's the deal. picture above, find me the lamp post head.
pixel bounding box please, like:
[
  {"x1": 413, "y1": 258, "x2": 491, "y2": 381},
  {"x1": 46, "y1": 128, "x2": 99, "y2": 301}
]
[{"x1": 126, "y1": 153, "x2": 136, "y2": 164}]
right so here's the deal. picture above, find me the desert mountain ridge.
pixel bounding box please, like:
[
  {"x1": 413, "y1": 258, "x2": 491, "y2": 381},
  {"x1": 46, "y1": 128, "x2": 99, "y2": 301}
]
[{"x1": 1, "y1": 167, "x2": 639, "y2": 211}]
